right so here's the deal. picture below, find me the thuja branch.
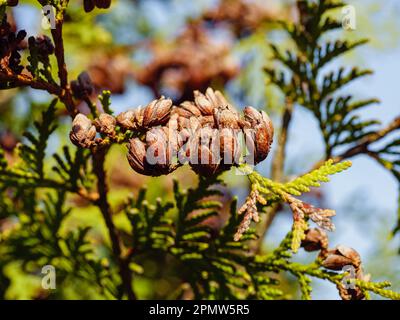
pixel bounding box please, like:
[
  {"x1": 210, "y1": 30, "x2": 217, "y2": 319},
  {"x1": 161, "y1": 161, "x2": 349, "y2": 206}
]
[
  {"x1": 236, "y1": 160, "x2": 351, "y2": 249},
  {"x1": 331, "y1": 116, "x2": 400, "y2": 163},
  {"x1": 0, "y1": 71, "x2": 61, "y2": 94},
  {"x1": 0, "y1": 2, "x2": 136, "y2": 299}
]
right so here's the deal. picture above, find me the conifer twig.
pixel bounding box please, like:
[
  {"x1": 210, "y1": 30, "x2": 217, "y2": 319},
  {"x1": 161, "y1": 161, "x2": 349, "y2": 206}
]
[
  {"x1": 0, "y1": 3, "x2": 137, "y2": 299},
  {"x1": 311, "y1": 115, "x2": 400, "y2": 169},
  {"x1": 333, "y1": 116, "x2": 400, "y2": 161},
  {"x1": 92, "y1": 149, "x2": 136, "y2": 300},
  {"x1": 50, "y1": 17, "x2": 76, "y2": 115},
  {"x1": 0, "y1": 71, "x2": 61, "y2": 95}
]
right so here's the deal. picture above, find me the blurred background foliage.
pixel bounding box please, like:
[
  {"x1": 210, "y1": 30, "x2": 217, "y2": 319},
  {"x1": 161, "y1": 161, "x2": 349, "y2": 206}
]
[{"x1": 0, "y1": 0, "x2": 399, "y2": 299}]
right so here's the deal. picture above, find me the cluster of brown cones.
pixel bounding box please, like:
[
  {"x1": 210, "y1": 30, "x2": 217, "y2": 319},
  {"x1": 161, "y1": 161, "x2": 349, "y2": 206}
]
[{"x1": 70, "y1": 88, "x2": 274, "y2": 176}]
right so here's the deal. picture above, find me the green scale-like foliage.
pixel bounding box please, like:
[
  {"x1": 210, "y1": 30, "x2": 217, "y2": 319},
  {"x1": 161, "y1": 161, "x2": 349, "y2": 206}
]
[
  {"x1": 0, "y1": 99, "x2": 116, "y2": 298},
  {"x1": 246, "y1": 159, "x2": 351, "y2": 200},
  {"x1": 124, "y1": 176, "x2": 260, "y2": 299}
]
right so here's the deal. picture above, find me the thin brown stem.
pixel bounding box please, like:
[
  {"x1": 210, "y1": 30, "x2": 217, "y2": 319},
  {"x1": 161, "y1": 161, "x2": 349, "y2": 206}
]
[
  {"x1": 51, "y1": 20, "x2": 76, "y2": 116},
  {"x1": 336, "y1": 116, "x2": 400, "y2": 160},
  {"x1": 0, "y1": 72, "x2": 61, "y2": 95},
  {"x1": 92, "y1": 149, "x2": 136, "y2": 300}
]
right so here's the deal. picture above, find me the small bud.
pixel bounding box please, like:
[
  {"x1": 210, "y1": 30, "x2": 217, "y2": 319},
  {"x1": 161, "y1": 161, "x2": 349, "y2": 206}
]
[
  {"x1": 213, "y1": 105, "x2": 240, "y2": 129},
  {"x1": 71, "y1": 72, "x2": 95, "y2": 100},
  {"x1": 301, "y1": 228, "x2": 328, "y2": 252},
  {"x1": 29, "y1": 35, "x2": 54, "y2": 60},
  {"x1": 205, "y1": 87, "x2": 229, "y2": 109},
  {"x1": 38, "y1": 35, "x2": 54, "y2": 55},
  {"x1": 94, "y1": 113, "x2": 116, "y2": 136},
  {"x1": 70, "y1": 114, "x2": 96, "y2": 148},
  {"x1": 15, "y1": 30, "x2": 27, "y2": 43},
  {"x1": 83, "y1": 0, "x2": 96, "y2": 12},
  {"x1": 142, "y1": 97, "x2": 172, "y2": 128},
  {"x1": 193, "y1": 87, "x2": 229, "y2": 116},
  {"x1": 322, "y1": 245, "x2": 361, "y2": 271},
  {"x1": 116, "y1": 107, "x2": 144, "y2": 131},
  {"x1": 0, "y1": 19, "x2": 26, "y2": 74},
  {"x1": 194, "y1": 90, "x2": 214, "y2": 115},
  {"x1": 6, "y1": 0, "x2": 19, "y2": 7},
  {"x1": 95, "y1": 0, "x2": 112, "y2": 9}
]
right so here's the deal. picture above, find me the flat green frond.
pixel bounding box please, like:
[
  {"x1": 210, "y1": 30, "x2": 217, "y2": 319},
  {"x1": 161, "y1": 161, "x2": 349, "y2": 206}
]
[
  {"x1": 15, "y1": 99, "x2": 58, "y2": 179},
  {"x1": 284, "y1": 160, "x2": 352, "y2": 195}
]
